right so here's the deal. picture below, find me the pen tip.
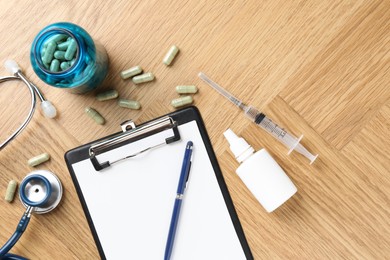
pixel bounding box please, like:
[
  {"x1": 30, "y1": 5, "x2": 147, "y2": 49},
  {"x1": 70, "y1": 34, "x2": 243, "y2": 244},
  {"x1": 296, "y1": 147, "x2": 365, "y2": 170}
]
[{"x1": 187, "y1": 141, "x2": 193, "y2": 147}]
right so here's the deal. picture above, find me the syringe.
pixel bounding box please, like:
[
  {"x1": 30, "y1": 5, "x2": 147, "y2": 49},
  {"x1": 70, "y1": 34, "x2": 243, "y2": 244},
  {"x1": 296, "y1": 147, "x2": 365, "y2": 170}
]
[{"x1": 198, "y1": 72, "x2": 318, "y2": 164}]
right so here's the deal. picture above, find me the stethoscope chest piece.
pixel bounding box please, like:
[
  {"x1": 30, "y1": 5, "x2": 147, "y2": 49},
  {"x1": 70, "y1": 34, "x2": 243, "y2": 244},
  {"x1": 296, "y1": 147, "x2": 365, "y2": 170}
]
[{"x1": 19, "y1": 170, "x2": 63, "y2": 214}]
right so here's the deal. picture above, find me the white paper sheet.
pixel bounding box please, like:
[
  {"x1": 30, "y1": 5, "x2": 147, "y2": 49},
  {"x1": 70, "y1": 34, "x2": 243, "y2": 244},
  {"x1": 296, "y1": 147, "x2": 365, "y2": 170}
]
[{"x1": 72, "y1": 121, "x2": 246, "y2": 259}]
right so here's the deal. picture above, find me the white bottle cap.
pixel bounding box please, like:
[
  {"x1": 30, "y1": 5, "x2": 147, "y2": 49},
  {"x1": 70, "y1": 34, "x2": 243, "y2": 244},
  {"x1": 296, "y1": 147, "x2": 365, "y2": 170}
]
[
  {"x1": 223, "y1": 129, "x2": 254, "y2": 163},
  {"x1": 224, "y1": 128, "x2": 297, "y2": 213}
]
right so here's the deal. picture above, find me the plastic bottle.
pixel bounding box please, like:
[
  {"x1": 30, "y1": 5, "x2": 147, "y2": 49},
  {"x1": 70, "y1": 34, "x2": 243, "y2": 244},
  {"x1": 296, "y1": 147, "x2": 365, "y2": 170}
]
[
  {"x1": 30, "y1": 22, "x2": 109, "y2": 93},
  {"x1": 224, "y1": 129, "x2": 297, "y2": 212}
]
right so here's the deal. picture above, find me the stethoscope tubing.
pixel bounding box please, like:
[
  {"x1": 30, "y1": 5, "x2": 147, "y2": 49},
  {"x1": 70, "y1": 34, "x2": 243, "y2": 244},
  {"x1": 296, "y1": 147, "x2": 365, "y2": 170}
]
[{"x1": 0, "y1": 75, "x2": 37, "y2": 151}]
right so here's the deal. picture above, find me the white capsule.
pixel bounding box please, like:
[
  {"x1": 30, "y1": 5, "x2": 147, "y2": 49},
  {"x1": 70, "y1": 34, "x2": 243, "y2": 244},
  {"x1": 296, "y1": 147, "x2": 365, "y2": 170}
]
[
  {"x1": 5, "y1": 180, "x2": 17, "y2": 203},
  {"x1": 171, "y1": 96, "x2": 193, "y2": 108},
  {"x1": 175, "y1": 85, "x2": 198, "y2": 94},
  {"x1": 132, "y1": 72, "x2": 155, "y2": 84},
  {"x1": 163, "y1": 45, "x2": 179, "y2": 66},
  {"x1": 96, "y1": 89, "x2": 119, "y2": 101},
  {"x1": 118, "y1": 99, "x2": 141, "y2": 110},
  {"x1": 85, "y1": 107, "x2": 105, "y2": 125},
  {"x1": 120, "y1": 66, "x2": 143, "y2": 79},
  {"x1": 28, "y1": 153, "x2": 50, "y2": 167}
]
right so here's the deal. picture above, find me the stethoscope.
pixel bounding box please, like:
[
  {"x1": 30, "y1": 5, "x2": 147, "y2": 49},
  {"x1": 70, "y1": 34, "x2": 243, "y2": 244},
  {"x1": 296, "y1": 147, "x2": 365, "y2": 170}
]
[
  {"x1": 0, "y1": 170, "x2": 63, "y2": 260},
  {"x1": 0, "y1": 60, "x2": 61, "y2": 259},
  {"x1": 0, "y1": 60, "x2": 57, "y2": 151}
]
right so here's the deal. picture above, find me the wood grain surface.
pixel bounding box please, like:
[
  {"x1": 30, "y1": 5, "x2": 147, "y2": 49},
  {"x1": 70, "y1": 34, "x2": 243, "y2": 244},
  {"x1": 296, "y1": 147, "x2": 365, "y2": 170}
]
[{"x1": 0, "y1": 0, "x2": 389, "y2": 259}]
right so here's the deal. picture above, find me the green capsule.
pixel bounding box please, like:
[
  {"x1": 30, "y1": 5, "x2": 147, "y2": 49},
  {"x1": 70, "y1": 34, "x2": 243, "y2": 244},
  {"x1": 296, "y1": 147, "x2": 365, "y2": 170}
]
[
  {"x1": 60, "y1": 61, "x2": 70, "y2": 71},
  {"x1": 96, "y1": 89, "x2": 119, "y2": 101},
  {"x1": 49, "y1": 59, "x2": 60, "y2": 72},
  {"x1": 132, "y1": 72, "x2": 154, "y2": 84},
  {"x1": 28, "y1": 153, "x2": 50, "y2": 167},
  {"x1": 41, "y1": 47, "x2": 46, "y2": 57},
  {"x1": 65, "y1": 39, "x2": 77, "y2": 60},
  {"x1": 43, "y1": 34, "x2": 67, "y2": 47},
  {"x1": 120, "y1": 66, "x2": 143, "y2": 79},
  {"x1": 85, "y1": 107, "x2": 105, "y2": 125},
  {"x1": 163, "y1": 45, "x2": 179, "y2": 66},
  {"x1": 69, "y1": 58, "x2": 77, "y2": 67},
  {"x1": 42, "y1": 41, "x2": 56, "y2": 64},
  {"x1": 57, "y1": 41, "x2": 70, "y2": 51},
  {"x1": 175, "y1": 85, "x2": 198, "y2": 94},
  {"x1": 118, "y1": 99, "x2": 141, "y2": 110},
  {"x1": 171, "y1": 96, "x2": 193, "y2": 108},
  {"x1": 54, "y1": 51, "x2": 66, "y2": 60},
  {"x1": 5, "y1": 180, "x2": 17, "y2": 203}
]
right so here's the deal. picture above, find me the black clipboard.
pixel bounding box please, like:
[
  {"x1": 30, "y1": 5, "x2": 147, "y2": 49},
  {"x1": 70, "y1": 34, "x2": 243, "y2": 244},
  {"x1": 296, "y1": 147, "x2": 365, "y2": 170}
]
[{"x1": 65, "y1": 106, "x2": 253, "y2": 259}]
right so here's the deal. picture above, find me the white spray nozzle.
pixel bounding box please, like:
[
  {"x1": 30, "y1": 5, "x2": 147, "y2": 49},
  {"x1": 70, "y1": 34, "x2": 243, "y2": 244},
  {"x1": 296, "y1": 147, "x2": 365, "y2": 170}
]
[
  {"x1": 4, "y1": 60, "x2": 21, "y2": 75},
  {"x1": 223, "y1": 128, "x2": 254, "y2": 163},
  {"x1": 40, "y1": 100, "x2": 57, "y2": 118}
]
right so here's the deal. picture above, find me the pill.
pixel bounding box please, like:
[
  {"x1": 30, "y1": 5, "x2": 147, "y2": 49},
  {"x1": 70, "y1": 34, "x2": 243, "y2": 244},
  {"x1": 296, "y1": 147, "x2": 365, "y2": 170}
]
[
  {"x1": 120, "y1": 66, "x2": 143, "y2": 80},
  {"x1": 42, "y1": 41, "x2": 56, "y2": 64},
  {"x1": 60, "y1": 61, "x2": 70, "y2": 71},
  {"x1": 57, "y1": 41, "x2": 70, "y2": 51},
  {"x1": 171, "y1": 96, "x2": 193, "y2": 108},
  {"x1": 85, "y1": 107, "x2": 105, "y2": 125},
  {"x1": 132, "y1": 72, "x2": 155, "y2": 84},
  {"x1": 28, "y1": 153, "x2": 50, "y2": 167},
  {"x1": 118, "y1": 99, "x2": 141, "y2": 110},
  {"x1": 96, "y1": 89, "x2": 119, "y2": 101},
  {"x1": 43, "y1": 34, "x2": 67, "y2": 47},
  {"x1": 5, "y1": 180, "x2": 17, "y2": 203},
  {"x1": 54, "y1": 51, "x2": 66, "y2": 60},
  {"x1": 50, "y1": 59, "x2": 60, "y2": 72},
  {"x1": 175, "y1": 85, "x2": 198, "y2": 94},
  {"x1": 65, "y1": 39, "x2": 77, "y2": 60},
  {"x1": 163, "y1": 45, "x2": 179, "y2": 66},
  {"x1": 69, "y1": 58, "x2": 77, "y2": 67}
]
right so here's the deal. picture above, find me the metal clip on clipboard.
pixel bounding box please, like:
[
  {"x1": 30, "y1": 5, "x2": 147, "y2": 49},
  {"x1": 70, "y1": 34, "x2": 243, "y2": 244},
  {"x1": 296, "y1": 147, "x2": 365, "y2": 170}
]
[{"x1": 89, "y1": 116, "x2": 180, "y2": 171}]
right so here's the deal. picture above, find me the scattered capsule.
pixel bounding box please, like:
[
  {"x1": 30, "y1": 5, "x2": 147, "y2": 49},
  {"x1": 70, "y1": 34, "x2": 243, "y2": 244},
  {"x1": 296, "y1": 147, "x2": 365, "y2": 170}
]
[
  {"x1": 28, "y1": 153, "x2": 50, "y2": 167},
  {"x1": 163, "y1": 45, "x2": 179, "y2": 66},
  {"x1": 132, "y1": 72, "x2": 155, "y2": 84},
  {"x1": 49, "y1": 59, "x2": 60, "y2": 72},
  {"x1": 60, "y1": 61, "x2": 70, "y2": 71},
  {"x1": 176, "y1": 85, "x2": 198, "y2": 94},
  {"x1": 65, "y1": 39, "x2": 78, "y2": 60},
  {"x1": 5, "y1": 180, "x2": 17, "y2": 203},
  {"x1": 54, "y1": 51, "x2": 66, "y2": 60},
  {"x1": 171, "y1": 96, "x2": 193, "y2": 108},
  {"x1": 96, "y1": 89, "x2": 119, "y2": 101},
  {"x1": 57, "y1": 41, "x2": 71, "y2": 51},
  {"x1": 42, "y1": 41, "x2": 56, "y2": 64},
  {"x1": 120, "y1": 66, "x2": 143, "y2": 79},
  {"x1": 85, "y1": 107, "x2": 105, "y2": 125},
  {"x1": 118, "y1": 99, "x2": 141, "y2": 110}
]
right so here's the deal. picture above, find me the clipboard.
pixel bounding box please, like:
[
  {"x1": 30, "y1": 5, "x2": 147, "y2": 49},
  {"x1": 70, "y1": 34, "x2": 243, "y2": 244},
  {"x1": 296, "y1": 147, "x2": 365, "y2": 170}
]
[{"x1": 65, "y1": 106, "x2": 253, "y2": 260}]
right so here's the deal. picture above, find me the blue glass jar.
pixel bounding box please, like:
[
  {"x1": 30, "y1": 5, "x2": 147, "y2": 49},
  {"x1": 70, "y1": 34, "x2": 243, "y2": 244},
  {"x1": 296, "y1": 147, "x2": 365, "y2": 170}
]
[{"x1": 30, "y1": 22, "x2": 109, "y2": 93}]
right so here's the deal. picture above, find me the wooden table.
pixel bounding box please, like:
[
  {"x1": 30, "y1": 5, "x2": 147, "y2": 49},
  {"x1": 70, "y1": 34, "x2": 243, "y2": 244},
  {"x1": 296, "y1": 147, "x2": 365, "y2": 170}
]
[{"x1": 0, "y1": 1, "x2": 389, "y2": 259}]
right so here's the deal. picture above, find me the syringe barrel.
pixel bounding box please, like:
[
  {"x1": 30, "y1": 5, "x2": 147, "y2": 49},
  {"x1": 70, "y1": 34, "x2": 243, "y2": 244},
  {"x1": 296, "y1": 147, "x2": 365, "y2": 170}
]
[
  {"x1": 244, "y1": 106, "x2": 297, "y2": 148},
  {"x1": 256, "y1": 116, "x2": 298, "y2": 149},
  {"x1": 253, "y1": 114, "x2": 318, "y2": 163}
]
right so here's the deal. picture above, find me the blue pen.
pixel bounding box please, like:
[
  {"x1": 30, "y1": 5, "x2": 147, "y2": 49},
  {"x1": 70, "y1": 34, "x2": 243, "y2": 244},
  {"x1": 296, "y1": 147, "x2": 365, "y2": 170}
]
[{"x1": 164, "y1": 141, "x2": 194, "y2": 260}]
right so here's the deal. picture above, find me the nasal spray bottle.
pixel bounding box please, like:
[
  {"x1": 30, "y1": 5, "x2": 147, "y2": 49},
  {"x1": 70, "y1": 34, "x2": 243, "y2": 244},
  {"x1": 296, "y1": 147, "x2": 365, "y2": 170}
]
[{"x1": 224, "y1": 129, "x2": 297, "y2": 212}]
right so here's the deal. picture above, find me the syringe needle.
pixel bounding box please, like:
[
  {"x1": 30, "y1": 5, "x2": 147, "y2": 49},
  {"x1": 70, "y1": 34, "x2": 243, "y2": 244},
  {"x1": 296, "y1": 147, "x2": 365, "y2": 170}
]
[{"x1": 198, "y1": 72, "x2": 246, "y2": 109}]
